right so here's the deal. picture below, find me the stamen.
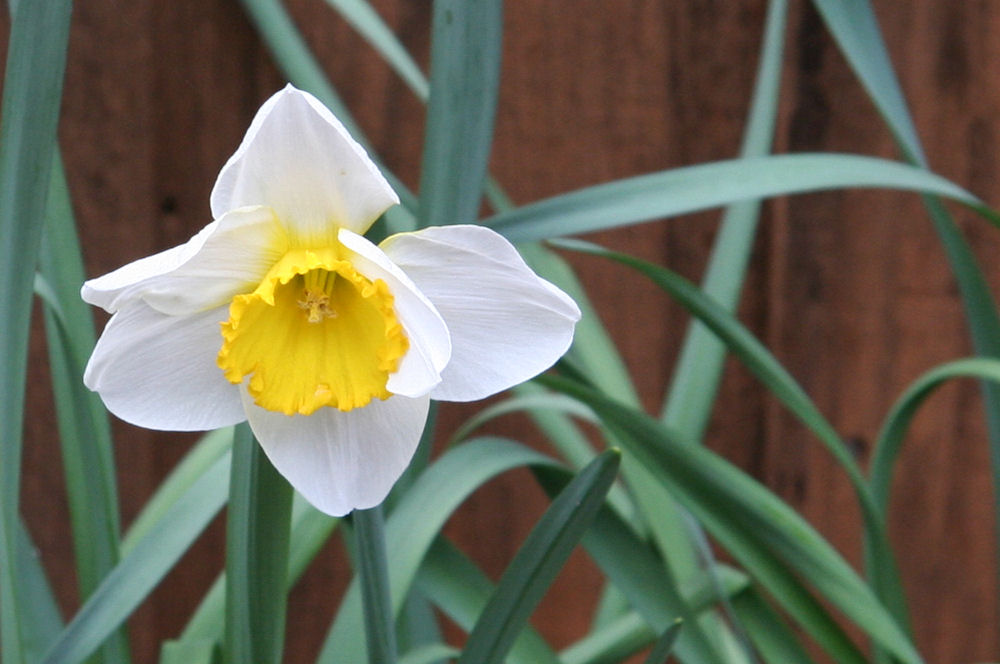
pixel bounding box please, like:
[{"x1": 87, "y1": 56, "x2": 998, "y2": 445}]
[
  {"x1": 297, "y1": 270, "x2": 340, "y2": 322},
  {"x1": 297, "y1": 288, "x2": 337, "y2": 322}
]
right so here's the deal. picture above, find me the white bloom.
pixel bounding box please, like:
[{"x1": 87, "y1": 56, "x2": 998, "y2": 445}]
[{"x1": 82, "y1": 85, "x2": 580, "y2": 516}]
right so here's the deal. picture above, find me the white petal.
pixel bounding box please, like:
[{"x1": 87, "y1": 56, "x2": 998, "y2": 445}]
[
  {"x1": 210, "y1": 85, "x2": 398, "y2": 240},
  {"x1": 338, "y1": 228, "x2": 451, "y2": 398},
  {"x1": 243, "y1": 390, "x2": 430, "y2": 516},
  {"x1": 380, "y1": 225, "x2": 581, "y2": 401},
  {"x1": 82, "y1": 222, "x2": 216, "y2": 313},
  {"x1": 83, "y1": 206, "x2": 284, "y2": 316},
  {"x1": 84, "y1": 302, "x2": 244, "y2": 431}
]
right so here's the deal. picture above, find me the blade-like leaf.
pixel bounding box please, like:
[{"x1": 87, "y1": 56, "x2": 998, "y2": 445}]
[
  {"x1": 322, "y1": 0, "x2": 429, "y2": 100},
  {"x1": 661, "y1": 0, "x2": 787, "y2": 440},
  {"x1": 396, "y1": 591, "x2": 444, "y2": 662},
  {"x1": 449, "y1": 392, "x2": 595, "y2": 447},
  {"x1": 871, "y1": 358, "x2": 1000, "y2": 512},
  {"x1": 317, "y1": 438, "x2": 559, "y2": 663},
  {"x1": 515, "y1": 249, "x2": 715, "y2": 659},
  {"x1": 812, "y1": 1, "x2": 1000, "y2": 627},
  {"x1": 41, "y1": 453, "x2": 231, "y2": 664},
  {"x1": 173, "y1": 496, "x2": 338, "y2": 654},
  {"x1": 730, "y1": 588, "x2": 814, "y2": 664},
  {"x1": 39, "y1": 294, "x2": 131, "y2": 663},
  {"x1": 16, "y1": 519, "x2": 63, "y2": 662},
  {"x1": 224, "y1": 424, "x2": 292, "y2": 664},
  {"x1": 559, "y1": 611, "x2": 653, "y2": 664},
  {"x1": 809, "y1": 0, "x2": 922, "y2": 164},
  {"x1": 533, "y1": 466, "x2": 727, "y2": 664},
  {"x1": 398, "y1": 644, "x2": 461, "y2": 664},
  {"x1": 456, "y1": 450, "x2": 620, "y2": 664},
  {"x1": 159, "y1": 640, "x2": 219, "y2": 664},
  {"x1": 39, "y1": 155, "x2": 128, "y2": 664},
  {"x1": 124, "y1": 428, "x2": 233, "y2": 554},
  {"x1": 418, "y1": 0, "x2": 503, "y2": 228},
  {"x1": 643, "y1": 619, "x2": 683, "y2": 664},
  {"x1": 543, "y1": 376, "x2": 922, "y2": 664},
  {"x1": 555, "y1": 238, "x2": 907, "y2": 624},
  {"x1": 0, "y1": 0, "x2": 73, "y2": 658},
  {"x1": 486, "y1": 153, "x2": 994, "y2": 243},
  {"x1": 417, "y1": 537, "x2": 561, "y2": 664}
]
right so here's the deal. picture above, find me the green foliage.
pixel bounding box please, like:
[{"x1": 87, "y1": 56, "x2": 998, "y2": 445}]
[
  {"x1": 0, "y1": 0, "x2": 73, "y2": 659},
  {"x1": 456, "y1": 450, "x2": 620, "y2": 664}
]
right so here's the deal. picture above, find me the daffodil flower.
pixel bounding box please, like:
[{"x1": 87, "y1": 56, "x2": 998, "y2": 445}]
[{"x1": 82, "y1": 85, "x2": 580, "y2": 516}]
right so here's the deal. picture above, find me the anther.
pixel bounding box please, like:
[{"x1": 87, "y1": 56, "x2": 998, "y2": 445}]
[{"x1": 297, "y1": 289, "x2": 337, "y2": 322}]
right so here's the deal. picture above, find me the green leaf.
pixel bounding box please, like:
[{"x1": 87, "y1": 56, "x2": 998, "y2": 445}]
[
  {"x1": 661, "y1": 0, "x2": 787, "y2": 441},
  {"x1": 559, "y1": 611, "x2": 653, "y2": 664},
  {"x1": 643, "y1": 619, "x2": 683, "y2": 664},
  {"x1": 729, "y1": 588, "x2": 814, "y2": 664},
  {"x1": 39, "y1": 291, "x2": 131, "y2": 664},
  {"x1": 558, "y1": 482, "x2": 728, "y2": 664},
  {"x1": 317, "y1": 438, "x2": 558, "y2": 663},
  {"x1": 871, "y1": 358, "x2": 1000, "y2": 512},
  {"x1": 417, "y1": 537, "x2": 561, "y2": 664},
  {"x1": 123, "y1": 428, "x2": 233, "y2": 554},
  {"x1": 354, "y1": 506, "x2": 397, "y2": 664},
  {"x1": 0, "y1": 0, "x2": 73, "y2": 659},
  {"x1": 16, "y1": 519, "x2": 63, "y2": 662},
  {"x1": 418, "y1": 0, "x2": 503, "y2": 228},
  {"x1": 395, "y1": 591, "x2": 444, "y2": 661},
  {"x1": 555, "y1": 238, "x2": 907, "y2": 628},
  {"x1": 224, "y1": 424, "x2": 292, "y2": 664},
  {"x1": 508, "y1": 385, "x2": 638, "y2": 529},
  {"x1": 808, "y1": 0, "x2": 922, "y2": 164},
  {"x1": 543, "y1": 376, "x2": 922, "y2": 664},
  {"x1": 39, "y1": 155, "x2": 125, "y2": 639},
  {"x1": 486, "y1": 153, "x2": 994, "y2": 244},
  {"x1": 398, "y1": 644, "x2": 461, "y2": 664},
  {"x1": 159, "y1": 640, "x2": 220, "y2": 664},
  {"x1": 812, "y1": 1, "x2": 1000, "y2": 630},
  {"x1": 449, "y1": 391, "x2": 595, "y2": 446},
  {"x1": 38, "y1": 155, "x2": 131, "y2": 663},
  {"x1": 322, "y1": 0, "x2": 429, "y2": 100},
  {"x1": 513, "y1": 249, "x2": 712, "y2": 657},
  {"x1": 41, "y1": 452, "x2": 231, "y2": 664},
  {"x1": 456, "y1": 450, "x2": 620, "y2": 664},
  {"x1": 173, "y1": 496, "x2": 338, "y2": 654},
  {"x1": 517, "y1": 243, "x2": 640, "y2": 406}
]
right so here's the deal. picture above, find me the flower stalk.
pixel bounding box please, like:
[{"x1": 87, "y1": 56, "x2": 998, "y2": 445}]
[
  {"x1": 224, "y1": 423, "x2": 292, "y2": 664},
  {"x1": 354, "y1": 504, "x2": 397, "y2": 664}
]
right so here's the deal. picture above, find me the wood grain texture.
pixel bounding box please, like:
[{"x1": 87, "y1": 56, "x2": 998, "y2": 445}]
[{"x1": 11, "y1": 0, "x2": 1000, "y2": 660}]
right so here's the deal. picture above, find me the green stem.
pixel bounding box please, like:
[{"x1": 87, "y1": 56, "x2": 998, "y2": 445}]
[
  {"x1": 355, "y1": 505, "x2": 398, "y2": 664},
  {"x1": 224, "y1": 424, "x2": 292, "y2": 664}
]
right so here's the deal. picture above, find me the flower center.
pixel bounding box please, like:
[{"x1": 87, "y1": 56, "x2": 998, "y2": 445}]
[
  {"x1": 217, "y1": 248, "x2": 409, "y2": 415},
  {"x1": 297, "y1": 269, "x2": 339, "y2": 322}
]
